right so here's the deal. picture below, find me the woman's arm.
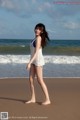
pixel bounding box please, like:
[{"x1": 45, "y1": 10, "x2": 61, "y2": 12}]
[{"x1": 26, "y1": 36, "x2": 41, "y2": 70}]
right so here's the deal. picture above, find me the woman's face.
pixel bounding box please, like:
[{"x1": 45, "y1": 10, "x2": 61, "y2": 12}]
[{"x1": 34, "y1": 28, "x2": 42, "y2": 36}]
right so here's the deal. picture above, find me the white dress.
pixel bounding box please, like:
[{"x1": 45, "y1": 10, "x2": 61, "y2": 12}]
[{"x1": 30, "y1": 38, "x2": 45, "y2": 66}]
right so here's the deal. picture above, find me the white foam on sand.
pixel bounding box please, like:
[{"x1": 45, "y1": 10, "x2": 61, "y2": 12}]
[{"x1": 0, "y1": 55, "x2": 80, "y2": 78}]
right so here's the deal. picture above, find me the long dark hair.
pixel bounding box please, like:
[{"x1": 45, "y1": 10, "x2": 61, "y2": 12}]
[{"x1": 35, "y1": 23, "x2": 50, "y2": 48}]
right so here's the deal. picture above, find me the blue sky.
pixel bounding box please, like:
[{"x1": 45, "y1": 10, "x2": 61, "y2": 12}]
[{"x1": 0, "y1": 0, "x2": 80, "y2": 39}]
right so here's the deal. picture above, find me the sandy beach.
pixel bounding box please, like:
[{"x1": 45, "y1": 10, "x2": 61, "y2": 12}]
[{"x1": 0, "y1": 78, "x2": 80, "y2": 120}]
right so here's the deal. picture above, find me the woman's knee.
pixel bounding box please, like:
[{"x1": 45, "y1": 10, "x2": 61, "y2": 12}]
[
  {"x1": 29, "y1": 76, "x2": 34, "y2": 84},
  {"x1": 37, "y1": 76, "x2": 43, "y2": 84}
]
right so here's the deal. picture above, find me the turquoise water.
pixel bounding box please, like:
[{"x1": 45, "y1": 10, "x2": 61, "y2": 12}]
[{"x1": 0, "y1": 39, "x2": 80, "y2": 55}]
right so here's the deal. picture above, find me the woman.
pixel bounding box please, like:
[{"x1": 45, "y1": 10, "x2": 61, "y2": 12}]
[{"x1": 25, "y1": 23, "x2": 51, "y2": 105}]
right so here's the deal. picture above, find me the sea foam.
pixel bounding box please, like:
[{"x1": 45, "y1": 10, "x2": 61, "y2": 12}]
[{"x1": 0, "y1": 55, "x2": 80, "y2": 64}]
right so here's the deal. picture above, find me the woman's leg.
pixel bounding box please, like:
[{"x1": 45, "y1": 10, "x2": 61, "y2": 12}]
[
  {"x1": 35, "y1": 66, "x2": 51, "y2": 105},
  {"x1": 25, "y1": 64, "x2": 36, "y2": 104}
]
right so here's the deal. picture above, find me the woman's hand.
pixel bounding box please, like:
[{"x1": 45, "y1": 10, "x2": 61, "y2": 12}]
[{"x1": 26, "y1": 63, "x2": 31, "y2": 70}]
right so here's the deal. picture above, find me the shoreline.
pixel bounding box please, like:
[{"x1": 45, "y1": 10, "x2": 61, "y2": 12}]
[{"x1": 0, "y1": 77, "x2": 80, "y2": 79}]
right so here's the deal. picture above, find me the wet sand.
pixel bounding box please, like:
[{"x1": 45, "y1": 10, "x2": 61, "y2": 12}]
[{"x1": 0, "y1": 78, "x2": 80, "y2": 120}]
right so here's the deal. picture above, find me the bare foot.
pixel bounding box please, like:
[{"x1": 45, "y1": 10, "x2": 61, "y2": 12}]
[
  {"x1": 42, "y1": 101, "x2": 51, "y2": 105},
  {"x1": 25, "y1": 100, "x2": 36, "y2": 104}
]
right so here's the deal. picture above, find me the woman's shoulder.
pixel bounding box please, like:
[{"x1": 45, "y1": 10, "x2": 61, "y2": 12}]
[
  {"x1": 35, "y1": 36, "x2": 42, "y2": 48},
  {"x1": 36, "y1": 36, "x2": 41, "y2": 41}
]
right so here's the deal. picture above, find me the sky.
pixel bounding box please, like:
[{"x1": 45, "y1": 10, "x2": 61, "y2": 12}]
[{"x1": 0, "y1": 0, "x2": 80, "y2": 39}]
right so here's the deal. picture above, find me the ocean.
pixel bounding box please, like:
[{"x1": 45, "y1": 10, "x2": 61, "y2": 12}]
[{"x1": 0, "y1": 39, "x2": 80, "y2": 78}]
